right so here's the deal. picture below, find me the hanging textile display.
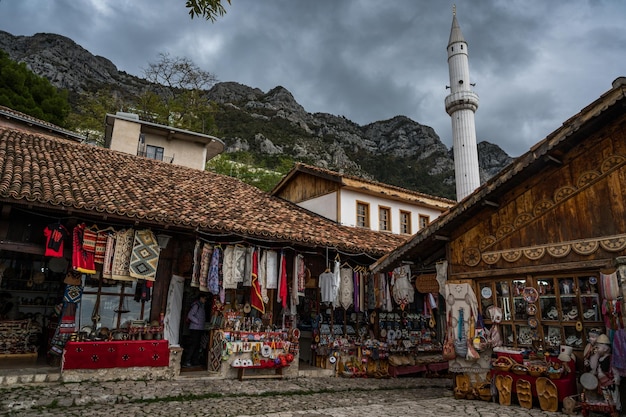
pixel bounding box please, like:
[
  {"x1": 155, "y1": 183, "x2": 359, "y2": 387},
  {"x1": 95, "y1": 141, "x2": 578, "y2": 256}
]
[
  {"x1": 243, "y1": 247, "x2": 253, "y2": 287},
  {"x1": 339, "y1": 265, "x2": 354, "y2": 310},
  {"x1": 265, "y1": 250, "x2": 278, "y2": 289},
  {"x1": 392, "y1": 265, "x2": 414, "y2": 310},
  {"x1": 222, "y1": 245, "x2": 236, "y2": 289},
  {"x1": 332, "y1": 259, "x2": 341, "y2": 306},
  {"x1": 259, "y1": 249, "x2": 269, "y2": 303},
  {"x1": 319, "y1": 267, "x2": 336, "y2": 304},
  {"x1": 94, "y1": 228, "x2": 114, "y2": 264},
  {"x1": 191, "y1": 240, "x2": 203, "y2": 288},
  {"x1": 277, "y1": 251, "x2": 288, "y2": 309},
  {"x1": 163, "y1": 275, "x2": 185, "y2": 346},
  {"x1": 207, "y1": 245, "x2": 221, "y2": 295},
  {"x1": 250, "y1": 248, "x2": 265, "y2": 314},
  {"x1": 198, "y1": 243, "x2": 212, "y2": 292},
  {"x1": 129, "y1": 229, "x2": 160, "y2": 281},
  {"x1": 435, "y1": 260, "x2": 448, "y2": 296},
  {"x1": 110, "y1": 228, "x2": 135, "y2": 281},
  {"x1": 44, "y1": 222, "x2": 70, "y2": 258},
  {"x1": 72, "y1": 223, "x2": 96, "y2": 274},
  {"x1": 353, "y1": 268, "x2": 360, "y2": 312},
  {"x1": 233, "y1": 245, "x2": 247, "y2": 285},
  {"x1": 102, "y1": 232, "x2": 116, "y2": 279}
]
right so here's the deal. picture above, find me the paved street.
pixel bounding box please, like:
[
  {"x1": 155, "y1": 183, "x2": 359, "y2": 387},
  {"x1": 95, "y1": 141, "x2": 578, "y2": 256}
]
[{"x1": 0, "y1": 375, "x2": 568, "y2": 417}]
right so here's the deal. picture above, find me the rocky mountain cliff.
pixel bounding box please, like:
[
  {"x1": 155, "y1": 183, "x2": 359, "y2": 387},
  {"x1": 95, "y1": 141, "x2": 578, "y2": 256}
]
[{"x1": 0, "y1": 30, "x2": 513, "y2": 199}]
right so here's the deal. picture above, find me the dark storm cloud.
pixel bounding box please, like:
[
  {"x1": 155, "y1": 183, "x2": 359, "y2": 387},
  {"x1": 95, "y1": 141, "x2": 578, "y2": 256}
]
[{"x1": 0, "y1": 0, "x2": 624, "y2": 157}]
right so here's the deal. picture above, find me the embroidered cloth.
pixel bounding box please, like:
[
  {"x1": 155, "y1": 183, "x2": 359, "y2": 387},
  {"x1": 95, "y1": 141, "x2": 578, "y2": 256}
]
[{"x1": 62, "y1": 340, "x2": 169, "y2": 370}]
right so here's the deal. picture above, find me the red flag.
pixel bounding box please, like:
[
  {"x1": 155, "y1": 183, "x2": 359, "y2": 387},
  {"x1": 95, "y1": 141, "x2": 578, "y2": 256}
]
[{"x1": 250, "y1": 248, "x2": 265, "y2": 314}]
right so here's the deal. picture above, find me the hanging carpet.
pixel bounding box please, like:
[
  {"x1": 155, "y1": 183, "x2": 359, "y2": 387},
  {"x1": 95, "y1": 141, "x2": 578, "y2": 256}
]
[{"x1": 129, "y1": 229, "x2": 160, "y2": 281}]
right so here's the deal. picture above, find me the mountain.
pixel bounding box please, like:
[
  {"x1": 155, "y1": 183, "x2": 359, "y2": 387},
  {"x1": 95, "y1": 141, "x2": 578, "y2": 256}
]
[{"x1": 0, "y1": 31, "x2": 513, "y2": 199}]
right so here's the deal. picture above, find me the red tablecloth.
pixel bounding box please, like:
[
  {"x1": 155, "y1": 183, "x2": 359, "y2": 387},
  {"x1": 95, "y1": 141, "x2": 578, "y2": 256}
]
[{"x1": 62, "y1": 340, "x2": 169, "y2": 370}]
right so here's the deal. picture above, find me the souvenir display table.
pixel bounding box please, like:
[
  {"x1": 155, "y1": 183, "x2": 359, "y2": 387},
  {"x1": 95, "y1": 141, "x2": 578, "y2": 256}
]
[
  {"x1": 491, "y1": 365, "x2": 576, "y2": 402},
  {"x1": 232, "y1": 361, "x2": 290, "y2": 381},
  {"x1": 61, "y1": 339, "x2": 169, "y2": 370}
]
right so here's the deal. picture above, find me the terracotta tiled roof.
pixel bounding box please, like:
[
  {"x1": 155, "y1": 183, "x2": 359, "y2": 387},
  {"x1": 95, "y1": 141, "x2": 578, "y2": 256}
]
[
  {"x1": 0, "y1": 105, "x2": 86, "y2": 142},
  {"x1": 272, "y1": 162, "x2": 456, "y2": 208},
  {"x1": 0, "y1": 126, "x2": 407, "y2": 256}
]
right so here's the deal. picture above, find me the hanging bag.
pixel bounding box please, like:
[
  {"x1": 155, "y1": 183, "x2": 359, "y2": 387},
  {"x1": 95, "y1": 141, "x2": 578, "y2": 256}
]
[
  {"x1": 465, "y1": 310, "x2": 481, "y2": 361},
  {"x1": 442, "y1": 310, "x2": 456, "y2": 360},
  {"x1": 455, "y1": 307, "x2": 468, "y2": 357}
]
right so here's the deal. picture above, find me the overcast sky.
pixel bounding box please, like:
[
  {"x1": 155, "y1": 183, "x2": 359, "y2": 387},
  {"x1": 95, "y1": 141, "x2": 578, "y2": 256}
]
[{"x1": 0, "y1": 0, "x2": 624, "y2": 157}]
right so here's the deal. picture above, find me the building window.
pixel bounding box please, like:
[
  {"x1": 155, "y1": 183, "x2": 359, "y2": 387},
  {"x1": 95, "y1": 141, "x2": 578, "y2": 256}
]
[
  {"x1": 419, "y1": 214, "x2": 430, "y2": 230},
  {"x1": 356, "y1": 202, "x2": 370, "y2": 228},
  {"x1": 400, "y1": 211, "x2": 412, "y2": 234},
  {"x1": 379, "y1": 206, "x2": 391, "y2": 232},
  {"x1": 146, "y1": 145, "x2": 164, "y2": 161}
]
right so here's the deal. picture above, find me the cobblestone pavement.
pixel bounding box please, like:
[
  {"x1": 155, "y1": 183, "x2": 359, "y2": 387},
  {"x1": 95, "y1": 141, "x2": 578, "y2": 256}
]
[{"x1": 0, "y1": 376, "x2": 566, "y2": 417}]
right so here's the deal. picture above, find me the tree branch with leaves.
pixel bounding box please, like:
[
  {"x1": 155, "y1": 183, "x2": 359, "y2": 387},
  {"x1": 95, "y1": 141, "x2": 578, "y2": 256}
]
[{"x1": 186, "y1": 0, "x2": 231, "y2": 21}]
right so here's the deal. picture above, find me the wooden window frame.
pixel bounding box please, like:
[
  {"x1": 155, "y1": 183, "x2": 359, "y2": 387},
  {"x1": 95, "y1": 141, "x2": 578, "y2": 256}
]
[
  {"x1": 399, "y1": 210, "x2": 412, "y2": 234},
  {"x1": 356, "y1": 201, "x2": 370, "y2": 228},
  {"x1": 378, "y1": 206, "x2": 391, "y2": 232},
  {"x1": 419, "y1": 214, "x2": 430, "y2": 230}
]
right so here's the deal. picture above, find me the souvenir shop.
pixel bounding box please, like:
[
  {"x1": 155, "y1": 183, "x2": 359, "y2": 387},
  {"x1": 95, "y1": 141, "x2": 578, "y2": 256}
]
[
  {"x1": 369, "y1": 80, "x2": 626, "y2": 414},
  {"x1": 0, "y1": 217, "x2": 171, "y2": 376},
  {"x1": 301, "y1": 261, "x2": 448, "y2": 378}
]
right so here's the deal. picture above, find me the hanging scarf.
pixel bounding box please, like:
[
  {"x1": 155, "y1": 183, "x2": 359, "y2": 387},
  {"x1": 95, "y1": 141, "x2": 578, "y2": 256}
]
[
  {"x1": 191, "y1": 240, "x2": 202, "y2": 288},
  {"x1": 278, "y1": 251, "x2": 288, "y2": 309},
  {"x1": 208, "y1": 246, "x2": 221, "y2": 295},
  {"x1": 259, "y1": 249, "x2": 269, "y2": 303},
  {"x1": 265, "y1": 250, "x2": 278, "y2": 289}
]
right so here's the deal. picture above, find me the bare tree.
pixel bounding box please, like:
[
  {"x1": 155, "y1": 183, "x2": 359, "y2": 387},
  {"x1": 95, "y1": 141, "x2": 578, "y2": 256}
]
[{"x1": 141, "y1": 53, "x2": 218, "y2": 133}]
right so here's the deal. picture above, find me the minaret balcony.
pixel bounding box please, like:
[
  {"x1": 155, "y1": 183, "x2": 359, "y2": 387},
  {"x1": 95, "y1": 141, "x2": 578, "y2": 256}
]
[{"x1": 445, "y1": 90, "x2": 479, "y2": 115}]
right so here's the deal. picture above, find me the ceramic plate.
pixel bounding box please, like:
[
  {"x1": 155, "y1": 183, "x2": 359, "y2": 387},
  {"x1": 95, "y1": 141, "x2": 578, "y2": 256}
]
[
  {"x1": 522, "y1": 287, "x2": 539, "y2": 303},
  {"x1": 526, "y1": 304, "x2": 537, "y2": 315}
]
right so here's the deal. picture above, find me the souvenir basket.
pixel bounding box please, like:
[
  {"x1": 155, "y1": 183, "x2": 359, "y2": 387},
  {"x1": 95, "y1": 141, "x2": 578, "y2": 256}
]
[
  {"x1": 492, "y1": 355, "x2": 515, "y2": 372},
  {"x1": 528, "y1": 364, "x2": 547, "y2": 377},
  {"x1": 511, "y1": 364, "x2": 529, "y2": 375}
]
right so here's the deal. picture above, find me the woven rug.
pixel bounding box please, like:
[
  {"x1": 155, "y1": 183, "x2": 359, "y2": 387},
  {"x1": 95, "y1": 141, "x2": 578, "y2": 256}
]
[{"x1": 129, "y1": 229, "x2": 160, "y2": 281}]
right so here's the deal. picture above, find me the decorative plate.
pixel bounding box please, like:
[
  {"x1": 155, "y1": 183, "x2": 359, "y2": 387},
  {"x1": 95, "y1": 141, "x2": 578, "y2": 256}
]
[
  {"x1": 526, "y1": 304, "x2": 537, "y2": 315},
  {"x1": 481, "y1": 287, "x2": 492, "y2": 299},
  {"x1": 589, "y1": 276, "x2": 597, "y2": 285},
  {"x1": 528, "y1": 317, "x2": 538, "y2": 329},
  {"x1": 522, "y1": 287, "x2": 539, "y2": 303},
  {"x1": 261, "y1": 345, "x2": 272, "y2": 358}
]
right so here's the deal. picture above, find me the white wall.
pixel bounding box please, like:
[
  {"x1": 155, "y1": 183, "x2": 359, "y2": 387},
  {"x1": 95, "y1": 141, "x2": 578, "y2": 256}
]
[
  {"x1": 339, "y1": 189, "x2": 445, "y2": 234},
  {"x1": 297, "y1": 192, "x2": 338, "y2": 222}
]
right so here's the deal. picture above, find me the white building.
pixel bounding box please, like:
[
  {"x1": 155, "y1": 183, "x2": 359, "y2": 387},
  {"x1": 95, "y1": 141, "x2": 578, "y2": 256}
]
[{"x1": 271, "y1": 163, "x2": 455, "y2": 236}]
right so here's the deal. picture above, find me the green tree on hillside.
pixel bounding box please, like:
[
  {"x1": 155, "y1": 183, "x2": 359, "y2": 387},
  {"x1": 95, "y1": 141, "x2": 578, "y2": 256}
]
[{"x1": 0, "y1": 51, "x2": 70, "y2": 126}]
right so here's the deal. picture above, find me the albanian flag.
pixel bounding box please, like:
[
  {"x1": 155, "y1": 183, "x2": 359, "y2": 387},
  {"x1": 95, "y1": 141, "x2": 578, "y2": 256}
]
[{"x1": 250, "y1": 248, "x2": 265, "y2": 314}]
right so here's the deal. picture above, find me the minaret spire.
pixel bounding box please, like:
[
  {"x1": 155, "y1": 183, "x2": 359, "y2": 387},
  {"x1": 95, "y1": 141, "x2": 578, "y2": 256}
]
[{"x1": 445, "y1": 7, "x2": 481, "y2": 201}]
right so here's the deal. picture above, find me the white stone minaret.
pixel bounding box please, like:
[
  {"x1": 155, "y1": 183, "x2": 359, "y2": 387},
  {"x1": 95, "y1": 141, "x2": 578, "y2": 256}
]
[{"x1": 445, "y1": 6, "x2": 480, "y2": 201}]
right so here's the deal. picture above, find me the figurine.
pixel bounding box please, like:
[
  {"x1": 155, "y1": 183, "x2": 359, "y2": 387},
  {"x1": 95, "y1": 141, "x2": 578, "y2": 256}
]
[
  {"x1": 592, "y1": 334, "x2": 621, "y2": 411},
  {"x1": 583, "y1": 328, "x2": 601, "y2": 372}
]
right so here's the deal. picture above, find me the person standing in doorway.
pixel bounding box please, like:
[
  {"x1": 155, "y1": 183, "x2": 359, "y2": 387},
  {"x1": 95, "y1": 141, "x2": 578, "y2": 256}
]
[{"x1": 183, "y1": 294, "x2": 208, "y2": 367}]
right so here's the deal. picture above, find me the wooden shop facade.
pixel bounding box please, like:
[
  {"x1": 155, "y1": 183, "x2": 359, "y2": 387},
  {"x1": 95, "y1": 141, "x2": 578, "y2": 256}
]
[{"x1": 372, "y1": 77, "x2": 626, "y2": 412}]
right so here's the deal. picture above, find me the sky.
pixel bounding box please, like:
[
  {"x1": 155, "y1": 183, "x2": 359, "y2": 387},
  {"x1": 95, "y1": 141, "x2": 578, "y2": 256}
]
[{"x1": 0, "y1": 0, "x2": 625, "y2": 157}]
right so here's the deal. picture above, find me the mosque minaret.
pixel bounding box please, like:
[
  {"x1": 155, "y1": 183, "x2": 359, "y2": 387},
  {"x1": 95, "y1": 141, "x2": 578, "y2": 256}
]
[{"x1": 445, "y1": 6, "x2": 481, "y2": 201}]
